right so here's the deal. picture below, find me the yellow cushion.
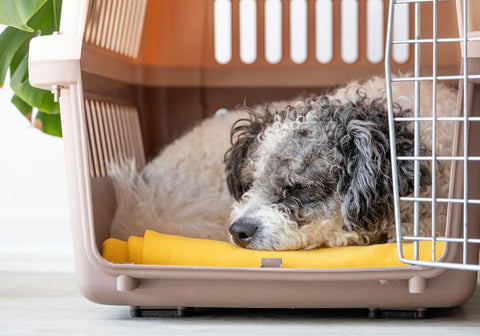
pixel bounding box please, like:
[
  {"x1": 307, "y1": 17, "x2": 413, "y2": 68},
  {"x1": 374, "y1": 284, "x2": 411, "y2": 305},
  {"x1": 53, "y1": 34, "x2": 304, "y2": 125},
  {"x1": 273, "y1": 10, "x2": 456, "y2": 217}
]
[{"x1": 102, "y1": 229, "x2": 445, "y2": 268}]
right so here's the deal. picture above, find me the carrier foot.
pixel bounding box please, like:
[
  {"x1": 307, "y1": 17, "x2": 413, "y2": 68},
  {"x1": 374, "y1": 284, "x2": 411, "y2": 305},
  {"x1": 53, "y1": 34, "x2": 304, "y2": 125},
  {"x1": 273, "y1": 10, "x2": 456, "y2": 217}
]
[
  {"x1": 368, "y1": 308, "x2": 427, "y2": 319},
  {"x1": 130, "y1": 307, "x2": 194, "y2": 317}
]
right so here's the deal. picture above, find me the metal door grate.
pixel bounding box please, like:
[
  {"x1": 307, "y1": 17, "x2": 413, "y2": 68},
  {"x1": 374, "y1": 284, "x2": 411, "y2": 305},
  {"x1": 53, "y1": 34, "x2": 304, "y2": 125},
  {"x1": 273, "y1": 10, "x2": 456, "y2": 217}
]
[{"x1": 386, "y1": 0, "x2": 480, "y2": 270}]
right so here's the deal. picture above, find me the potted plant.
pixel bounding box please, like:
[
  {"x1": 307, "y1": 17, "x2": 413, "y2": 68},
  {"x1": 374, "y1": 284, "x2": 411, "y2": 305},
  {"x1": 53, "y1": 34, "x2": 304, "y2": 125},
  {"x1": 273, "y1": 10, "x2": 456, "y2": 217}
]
[{"x1": 0, "y1": 0, "x2": 62, "y2": 137}]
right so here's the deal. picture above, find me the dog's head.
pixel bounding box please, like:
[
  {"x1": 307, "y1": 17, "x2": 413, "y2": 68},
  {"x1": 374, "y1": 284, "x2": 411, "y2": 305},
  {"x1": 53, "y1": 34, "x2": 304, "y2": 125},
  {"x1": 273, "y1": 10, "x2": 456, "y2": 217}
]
[{"x1": 224, "y1": 90, "x2": 431, "y2": 250}]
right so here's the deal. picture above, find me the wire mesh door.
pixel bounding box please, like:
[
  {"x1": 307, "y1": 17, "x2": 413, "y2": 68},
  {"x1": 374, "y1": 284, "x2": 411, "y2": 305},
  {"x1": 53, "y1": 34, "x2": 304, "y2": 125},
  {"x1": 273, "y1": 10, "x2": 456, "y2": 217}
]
[{"x1": 385, "y1": 0, "x2": 480, "y2": 271}]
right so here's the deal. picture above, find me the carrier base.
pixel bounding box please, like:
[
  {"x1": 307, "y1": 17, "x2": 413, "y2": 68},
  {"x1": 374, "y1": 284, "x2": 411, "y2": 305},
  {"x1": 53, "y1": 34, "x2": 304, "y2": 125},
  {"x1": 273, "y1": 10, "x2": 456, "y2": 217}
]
[{"x1": 130, "y1": 306, "x2": 429, "y2": 319}]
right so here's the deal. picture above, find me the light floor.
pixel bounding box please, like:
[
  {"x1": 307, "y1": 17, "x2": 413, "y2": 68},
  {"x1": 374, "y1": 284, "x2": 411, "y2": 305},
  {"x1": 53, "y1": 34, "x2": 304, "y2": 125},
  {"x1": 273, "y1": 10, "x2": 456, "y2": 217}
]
[{"x1": 2, "y1": 272, "x2": 480, "y2": 336}]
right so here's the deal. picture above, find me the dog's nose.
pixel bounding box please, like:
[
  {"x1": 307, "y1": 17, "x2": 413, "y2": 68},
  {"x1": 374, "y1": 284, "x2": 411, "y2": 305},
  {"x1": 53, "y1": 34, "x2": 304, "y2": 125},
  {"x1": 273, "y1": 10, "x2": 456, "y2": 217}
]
[{"x1": 229, "y1": 219, "x2": 259, "y2": 248}]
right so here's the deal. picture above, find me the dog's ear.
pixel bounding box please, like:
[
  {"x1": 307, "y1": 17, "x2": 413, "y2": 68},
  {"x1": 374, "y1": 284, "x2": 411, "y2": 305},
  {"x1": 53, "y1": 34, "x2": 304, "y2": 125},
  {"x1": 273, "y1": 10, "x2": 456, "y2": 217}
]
[
  {"x1": 224, "y1": 107, "x2": 275, "y2": 200},
  {"x1": 337, "y1": 98, "x2": 431, "y2": 233}
]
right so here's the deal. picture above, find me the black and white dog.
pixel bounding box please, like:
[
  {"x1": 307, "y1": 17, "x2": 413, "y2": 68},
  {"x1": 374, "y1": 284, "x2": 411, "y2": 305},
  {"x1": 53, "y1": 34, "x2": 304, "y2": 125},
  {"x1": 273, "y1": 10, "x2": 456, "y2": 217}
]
[{"x1": 110, "y1": 77, "x2": 456, "y2": 250}]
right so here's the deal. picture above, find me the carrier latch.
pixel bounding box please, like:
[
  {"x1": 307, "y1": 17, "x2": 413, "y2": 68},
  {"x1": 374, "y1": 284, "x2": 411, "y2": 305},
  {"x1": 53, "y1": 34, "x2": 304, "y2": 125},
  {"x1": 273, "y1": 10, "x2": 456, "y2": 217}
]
[{"x1": 261, "y1": 258, "x2": 283, "y2": 268}]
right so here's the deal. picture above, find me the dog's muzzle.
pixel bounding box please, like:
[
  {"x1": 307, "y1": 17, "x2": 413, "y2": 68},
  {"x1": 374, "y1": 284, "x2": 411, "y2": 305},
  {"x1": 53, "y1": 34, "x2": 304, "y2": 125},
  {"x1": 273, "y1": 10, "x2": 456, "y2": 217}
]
[{"x1": 229, "y1": 219, "x2": 260, "y2": 248}]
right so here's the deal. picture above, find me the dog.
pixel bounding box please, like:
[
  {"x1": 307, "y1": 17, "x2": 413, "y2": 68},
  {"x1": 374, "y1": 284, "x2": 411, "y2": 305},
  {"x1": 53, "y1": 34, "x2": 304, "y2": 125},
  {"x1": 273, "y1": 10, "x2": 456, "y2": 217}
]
[{"x1": 109, "y1": 76, "x2": 458, "y2": 250}]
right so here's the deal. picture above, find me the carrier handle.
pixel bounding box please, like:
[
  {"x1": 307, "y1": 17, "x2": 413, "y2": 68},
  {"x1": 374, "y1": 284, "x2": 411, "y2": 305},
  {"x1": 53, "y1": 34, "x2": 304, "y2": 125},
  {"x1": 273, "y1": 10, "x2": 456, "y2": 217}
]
[{"x1": 29, "y1": 33, "x2": 82, "y2": 92}]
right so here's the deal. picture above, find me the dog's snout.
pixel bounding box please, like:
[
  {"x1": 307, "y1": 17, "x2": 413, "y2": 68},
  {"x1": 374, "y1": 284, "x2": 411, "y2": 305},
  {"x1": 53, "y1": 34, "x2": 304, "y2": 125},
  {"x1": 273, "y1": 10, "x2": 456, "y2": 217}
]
[{"x1": 229, "y1": 219, "x2": 259, "y2": 248}]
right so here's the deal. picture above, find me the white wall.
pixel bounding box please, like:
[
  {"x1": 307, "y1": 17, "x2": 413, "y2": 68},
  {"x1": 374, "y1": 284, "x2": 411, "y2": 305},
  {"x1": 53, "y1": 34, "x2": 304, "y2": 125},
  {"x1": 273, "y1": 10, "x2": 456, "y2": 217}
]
[{"x1": 0, "y1": 32, "x2": 74, "y2": 272}]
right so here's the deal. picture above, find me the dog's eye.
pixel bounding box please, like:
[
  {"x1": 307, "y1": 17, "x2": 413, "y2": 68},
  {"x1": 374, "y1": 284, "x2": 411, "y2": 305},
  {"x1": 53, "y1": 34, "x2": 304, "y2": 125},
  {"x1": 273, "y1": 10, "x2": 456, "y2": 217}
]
[
  {"x1": 286, "y1": 183, "x2": 307, "y2": 194},
  {"x1": 279, "y1": 183, "x2": 312, "y2": 203},
  {"x1": 293, "y1": 183, "x2": 306, "y2": 191}
]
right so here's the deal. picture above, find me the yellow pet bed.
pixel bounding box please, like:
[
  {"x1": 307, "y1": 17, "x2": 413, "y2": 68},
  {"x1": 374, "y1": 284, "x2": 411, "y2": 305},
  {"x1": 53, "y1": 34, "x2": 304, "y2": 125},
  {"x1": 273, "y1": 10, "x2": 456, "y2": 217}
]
[{"x1": 103, "y1": 230, "x2": 445, "y2": 268}]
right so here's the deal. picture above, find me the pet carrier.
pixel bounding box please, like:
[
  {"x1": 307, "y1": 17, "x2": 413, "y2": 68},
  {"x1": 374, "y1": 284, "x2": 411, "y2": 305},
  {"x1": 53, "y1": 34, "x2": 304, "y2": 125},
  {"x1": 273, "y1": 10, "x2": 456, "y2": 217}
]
[{"x1": 28, "y1": 0, "x2": 479, "y2": 316}]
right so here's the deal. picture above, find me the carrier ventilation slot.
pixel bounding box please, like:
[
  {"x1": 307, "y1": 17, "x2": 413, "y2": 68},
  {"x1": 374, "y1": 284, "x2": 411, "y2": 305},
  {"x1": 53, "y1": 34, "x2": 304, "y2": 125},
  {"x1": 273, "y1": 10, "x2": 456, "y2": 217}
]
[
  {"x1": 84, "y1": 100, "x2": 145, "y2": 178},
  {"x1": 84, "y1": 0, "x2": 147, "y2": 59},
  {"x1": 214, "y1": 0, "x2": 409, "y2": 65}
]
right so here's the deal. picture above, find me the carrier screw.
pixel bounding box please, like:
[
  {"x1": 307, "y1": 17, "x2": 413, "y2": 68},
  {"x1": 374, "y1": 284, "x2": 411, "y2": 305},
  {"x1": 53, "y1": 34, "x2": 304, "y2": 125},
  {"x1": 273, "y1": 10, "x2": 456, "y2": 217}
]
[{"x1": 51, "y1": 85, "x2": 64, "y2": 102}]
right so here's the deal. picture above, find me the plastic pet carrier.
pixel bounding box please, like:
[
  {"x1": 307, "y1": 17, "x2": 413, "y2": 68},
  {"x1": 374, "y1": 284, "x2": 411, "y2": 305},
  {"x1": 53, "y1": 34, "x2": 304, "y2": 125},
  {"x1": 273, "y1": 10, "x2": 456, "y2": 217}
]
[{"x1": 28, "y1": 0, "x2": 480, "y2": 316}]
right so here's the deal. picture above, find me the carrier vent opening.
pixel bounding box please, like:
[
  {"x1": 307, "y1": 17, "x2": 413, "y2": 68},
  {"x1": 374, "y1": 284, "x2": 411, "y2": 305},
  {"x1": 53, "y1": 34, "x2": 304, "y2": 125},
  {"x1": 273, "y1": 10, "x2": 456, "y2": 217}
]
[
  {"x1": 84, "y1": 99, "x2": 145, "y2": 178},
  {"x1": 84, "y1": 0, "x2": 148, "y2": 58}
]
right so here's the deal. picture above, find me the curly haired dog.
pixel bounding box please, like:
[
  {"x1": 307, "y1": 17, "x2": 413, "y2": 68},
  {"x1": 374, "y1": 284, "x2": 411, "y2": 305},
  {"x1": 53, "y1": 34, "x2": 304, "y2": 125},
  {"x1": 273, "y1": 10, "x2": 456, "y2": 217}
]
[{"x1": 109, "y1": 77, "x2": 457, "y2": 250}]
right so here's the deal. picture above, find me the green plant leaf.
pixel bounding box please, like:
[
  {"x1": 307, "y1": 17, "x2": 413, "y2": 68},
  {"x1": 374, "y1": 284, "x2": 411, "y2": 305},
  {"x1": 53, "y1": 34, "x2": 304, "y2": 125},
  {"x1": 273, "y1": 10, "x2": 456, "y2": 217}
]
[
  {"x1": 9, "y1": 34, "x2": 32, "y2": 77},
  {"x1": 11, "y1": 95, "x2": 33, "y2": 119},
  {"x1": 0, "y1": 0, "x2": 49, "y2": 32},
  {"x1": 0, "y1": 27, "x2": 32, "y2": 87},
  {"x1": 34, "y1": 111, "x2": 62, "y2": 137},
  {"x1": 27, "y1": 0, "x2": 62, "y2": 35},
  {"x1": 1, "y1": 0, "x2": 64, "y2": 137},
  {"x1": 52, "y1": 0, "x2": 62, "y2": 31},
  {"x1": 10, "y1": 54, "x2": 59, "y2": 114}
]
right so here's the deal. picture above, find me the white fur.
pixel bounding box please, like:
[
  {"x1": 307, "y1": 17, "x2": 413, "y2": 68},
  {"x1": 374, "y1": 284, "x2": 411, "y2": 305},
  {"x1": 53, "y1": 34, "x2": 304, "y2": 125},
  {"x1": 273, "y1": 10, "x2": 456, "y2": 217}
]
[{"x1": 110, "y1": 111, "x2": 245, "y2": 241}]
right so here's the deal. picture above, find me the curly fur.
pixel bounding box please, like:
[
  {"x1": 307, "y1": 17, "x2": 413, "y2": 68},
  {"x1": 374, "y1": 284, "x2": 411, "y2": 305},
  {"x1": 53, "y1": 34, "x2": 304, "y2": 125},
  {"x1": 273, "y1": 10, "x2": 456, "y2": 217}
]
[
  {"x1": 225, "y1": 91, "x2": 432, "y2": 249},
  {"x1": 109, "y1": 77, "x2": 458, "y2": 251}
]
